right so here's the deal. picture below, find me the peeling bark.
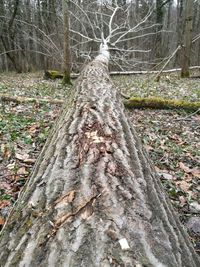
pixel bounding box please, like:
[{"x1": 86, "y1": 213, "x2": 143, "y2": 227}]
[{"x1": 0, "y1": 52, "x2": 199, "y2": 267}]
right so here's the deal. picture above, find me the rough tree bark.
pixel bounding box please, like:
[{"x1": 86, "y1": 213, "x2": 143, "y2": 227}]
[{"x1": 0, "y1": 44, "x2": 200, "y2": 267}]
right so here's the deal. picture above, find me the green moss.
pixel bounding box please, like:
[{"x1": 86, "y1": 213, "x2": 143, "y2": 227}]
[
  {"x1": 124, "y1": 97, "x2": 200, "y2": 111},
  {"x1": 44, "y1": 70, "x2": 63, "y2": 80},
  {"x1": 181, "y1": 70, "x2": 190, "y2": 78},
  {"x1": 62, "y1": 70, "x2": 72, "y2": 85}
]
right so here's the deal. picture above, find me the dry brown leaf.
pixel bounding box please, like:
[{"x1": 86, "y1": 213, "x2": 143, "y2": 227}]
[
  {"x1": 17, "y1": 167, "x2": 28, "y2": 175},
  {"x1": 184, "y1": 173, "x2": 193, "y2": 182},
  {"x1": 191, "y1": 168, "x2": 200, "y2": 178},
  {"x1": 0, "y1": 182, "x2": 11, "y2": 190},
  {"x1": 15, "y1": 152, "x2": 35, "y2": 164},
  {"x1": 0, "y1": 216, "x2": 5, "y2": 225},
  {"x1": 179, "y1": 162, "x2": 200, "y2": 178},
  {"x1": 7, "y1": 162, "x2": 16, "y2": 170},
  {"x1": 179, "y1": 196, "x2": 187, "y2": 207},
  {"x1": 195, "y1": 115, "x2": 200, "y2": 121},
  {"x1": 144, "y1": 144, "x2": 154, "y2": 151},
  {"x1": 15, "y1": 152, "x2": 29, "y2": 161},
  {"x1": 23, "y1": 158, "x2": 36, "y2": 164},
  {"x1": 0, "y1": 200, "x2": 11, "y2": 209},
  {"x1": 155, "y1": 166, "x2": 161, "y2": 172},
  {"x1": 1, "y1": 144, "x2": 12, "y2": 159},
  {"x1": 28, "y1": 123, "x2": 39, "y2": 135},
  {"x1": 177, "y1": 181, "x2": 191, "y2": 192},
  {"x1": 179, "y1": 162, "x2": 192, "y2": 173}
]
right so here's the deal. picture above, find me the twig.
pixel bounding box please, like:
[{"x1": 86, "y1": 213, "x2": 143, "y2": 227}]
[
  {"x1": 173, "y1": 108, "x2": 200, "y2": 121},
  {"x1": 154, "y1": 45, "x2": 181, "y2": 81}
]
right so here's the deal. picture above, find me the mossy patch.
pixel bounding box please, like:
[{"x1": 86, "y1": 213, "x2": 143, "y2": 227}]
[
  {"x1": 44, "y1": 70, "x2": 64, "y2": 80},
  {"x1": 124, "y1": 97, "x2": 200, "y2": 111}
]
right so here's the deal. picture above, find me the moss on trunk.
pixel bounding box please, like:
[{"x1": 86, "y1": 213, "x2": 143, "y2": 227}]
[
  {"x1": 62, "y1": 70, "x2": 72, "y2": 85},
  {"x1": 44, "y1": 70, "x2": 64, "y2": 80},
  {"x1": 124, "y1": 97, "x2": 200, "y2": 111}
]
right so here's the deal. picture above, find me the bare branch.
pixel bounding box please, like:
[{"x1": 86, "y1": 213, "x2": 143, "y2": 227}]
[
  {"x1": 106, "y1": 6, "x2": 121, "y2": 42},
  {"x1": 69, "y1": 0, "x2": 98, "y2": 41},
  {"x1": 155, "y1": 45, "x2": 182, "y2": 80},
  {"x1": 112, "y1": 5, "x2": 154, "y2": 46},
  {"x1": 192, "y1": 33, "x2": 200, "y2": 43}
]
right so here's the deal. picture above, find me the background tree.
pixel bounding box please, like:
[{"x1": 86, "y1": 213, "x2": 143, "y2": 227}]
[
  {"x1": 153, "y1": 0, "x2": 171, "y2": 61},
  {"x1": 62, "y1": 0, "x2": 72, "y2": 85},
  {"x1": 180, "y1": 0, "x2": 193, "y2": 77}
]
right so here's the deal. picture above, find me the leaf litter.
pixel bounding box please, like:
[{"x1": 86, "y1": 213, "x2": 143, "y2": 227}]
[{"x1": 0, "y1": 71, "x2": 199, "y2": 252}]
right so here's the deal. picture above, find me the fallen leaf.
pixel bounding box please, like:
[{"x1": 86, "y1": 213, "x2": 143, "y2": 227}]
[
  {"x1": 0, "y1": 182, "x2": 11, "y2": 190},
  {"x1": 184, "y1": 173, "x2": 193, "y2": 182},
  {"x1": 144, "y1": 144, "x2": 154, "y2": 151},
  {"x1": 0, "y1": 200, "x2": 11, "y2": 209},
  {"x1": 176, "y1": 181, "x2": 191, "y2": 192},
  {"x1": 7, "y1": 162, "x2": 16, "y2": 170},
  {"x1": 1, "y1": 144, "x2": 11, "y2": 159},
  {"x1": 0, "y1": 216, "x2": 5, "y2": 225},
  {"x1": 191, "y1": 168, "x2": 200, "y2": 178},
  {"x1": 155, "y1": 166, "x2": 161, "y2": 172},
  {"x1": 15, "y1": 152, "x2": 29, "y2": 161},
  {"x1": 28, "y1": 123, "x2": 39, "y2": 135},
  {"x1": 161, "y1": 172, "x2": 173, "y2": 180},
  {"x1": 17, "y1": 167, "x2": 28, "y2": 175},
  {"x1": 179, "y1": 162, "x2": 191, "y2": 173},
  {"x1": 23, "y1": 158, "x2": 36, "y2": 164},
  {"x1": 179, "y1": 162, "x2": 200, "y2": 178},
  {"x1": 179, "y1": 196, "x2": 187, "y2": 207}
]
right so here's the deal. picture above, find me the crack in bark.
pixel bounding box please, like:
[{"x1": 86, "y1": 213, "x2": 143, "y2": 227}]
[{"x1": 49, "y1": 192, "x2": 102, "y2": 238}]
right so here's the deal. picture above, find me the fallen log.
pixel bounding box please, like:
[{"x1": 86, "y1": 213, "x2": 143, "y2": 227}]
[
  {"x1": 124, "y1": 96, "x2": 200, "y2": 111},
  {"x1": 43, "y1": 70, "x2": 78, "y2": 80},
  {"x1": 110, "y1": 65, "x2": 200, "y2": 75},
  {"x1": 1, "y1": 93, "x2": 200, "y2": 112},
  {"x1": 0, "y1": 45, "x2": 199, "y2": 267},
  {"x1": 0, "y1": 94, "x2": 63, "y2": 105},
  {"x1": 44, "y1": 66, "x2": 200, "y2": 79}
]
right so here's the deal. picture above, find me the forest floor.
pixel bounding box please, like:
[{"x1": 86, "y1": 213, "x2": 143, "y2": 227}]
[{"x1": 0, "y1": 71, "x2": 200, "y2": 253}]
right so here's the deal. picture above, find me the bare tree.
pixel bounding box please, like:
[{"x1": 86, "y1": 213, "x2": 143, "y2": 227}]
[
  {"x1": 180, "y1": 0, "x2": 193, "y2": 77},
  {"x1": 1, "y1": 0, "x2": 22, "y2": 72},
  {"x1": 62, "y1": 0, "x2": 72, "y2": 85}
]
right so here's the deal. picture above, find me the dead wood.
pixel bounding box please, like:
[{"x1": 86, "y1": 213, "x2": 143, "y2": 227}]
[{"x1": 0, "y1": 58, "x2": 199, "y2": 267}]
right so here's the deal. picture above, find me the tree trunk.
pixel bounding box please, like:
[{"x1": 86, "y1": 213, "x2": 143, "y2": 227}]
[
  {"x1": 62, "y1": 0, "x2": 71, "y2": 85},
  {"x1": 181, "y1": 0, "x2": 193, "y2": 77},
  {"x1": 0, "y1": 47, "x2": 199, "y2": 267},
  {"x1": 175, "y1": 0, "x2": 184, "y2": 66}
]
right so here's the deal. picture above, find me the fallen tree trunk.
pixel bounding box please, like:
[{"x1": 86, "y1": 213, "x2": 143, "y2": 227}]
[
  {"x1": 0, "y1": 49, "x2": 200, "y2": 267},
  {"x1": 44, "y1": 66, "x2": 200, "y2": 79},
  {"x1": 124, "y1": 97, "x2": 200, "y2": 111},
  {"x1": 1, "y1": 93, "x2": 200, "y2": 111},
  {"x1": 0, "y1": 94, "x2": 64, "y2": 105}
]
